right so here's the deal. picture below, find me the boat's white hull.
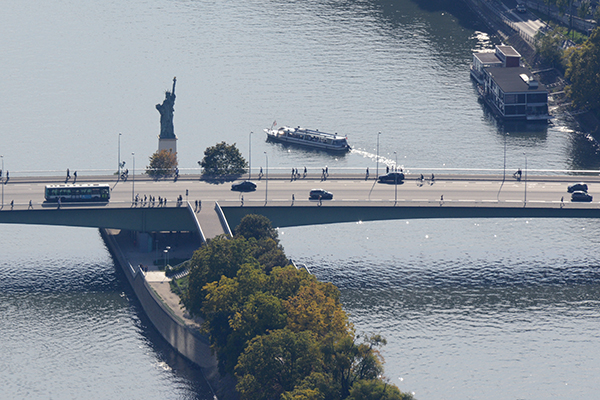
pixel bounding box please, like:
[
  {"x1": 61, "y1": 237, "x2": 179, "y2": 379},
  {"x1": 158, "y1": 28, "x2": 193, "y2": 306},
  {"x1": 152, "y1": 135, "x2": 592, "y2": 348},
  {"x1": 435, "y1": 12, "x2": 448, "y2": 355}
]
[{"x1": 265, "y1": 127, "x2": 351, "y2": 152}]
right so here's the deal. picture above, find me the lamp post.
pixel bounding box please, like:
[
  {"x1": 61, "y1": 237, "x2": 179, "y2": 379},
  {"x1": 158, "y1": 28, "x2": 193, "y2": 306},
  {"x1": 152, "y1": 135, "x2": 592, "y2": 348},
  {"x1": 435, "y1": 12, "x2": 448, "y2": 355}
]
[
  {"x1": 376, "y1": 131, "x2": 381, "y2": 177},
  {"x1": 394, "y1": 151, "x2": 398, "y2": 205},
  {"x1": 118, "y1": 132, "x2": 122, "y2": 177},
  {"x1": 249, "y1": 131, "x2": 252, "y2": 180},
  {"x1": 132, "y1": 152, "x2": 135, "y2": 203},
  {"x1": 503, "y1": 132, "x2": 508, "y2": 182},
  {"x1": 166, "y1": 246, "x2": 171, "y2": 267},
  {"x1": 524, "y1": 152, "x2": 527, "y2": 205},
  {"x1": 264, "y1": 152, "x2": 268, "y2": 204}
]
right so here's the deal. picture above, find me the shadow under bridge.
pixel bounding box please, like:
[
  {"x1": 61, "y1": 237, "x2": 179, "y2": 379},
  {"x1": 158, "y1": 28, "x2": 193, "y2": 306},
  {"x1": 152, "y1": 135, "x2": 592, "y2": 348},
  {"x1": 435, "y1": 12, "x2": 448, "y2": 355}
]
[{"x1": 0, "y1": 205, "x2": 198, "y2": 232}]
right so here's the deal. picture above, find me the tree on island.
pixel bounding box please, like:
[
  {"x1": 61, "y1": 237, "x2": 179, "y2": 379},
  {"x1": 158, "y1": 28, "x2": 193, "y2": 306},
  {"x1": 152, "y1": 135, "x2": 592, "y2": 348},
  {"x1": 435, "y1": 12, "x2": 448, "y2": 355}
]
[
  {"x1": 200, "y1": 141, "x2": 247, "y2": 178},
  {"x1": 146, "y1": 149, "x2": 178, "y2": 179},
  {"x1": 564, "y1": 27, "x2": 600, "y2": 113},
  {"x1": 179, "y1": 214, "x2": 413, "y2": 399}
]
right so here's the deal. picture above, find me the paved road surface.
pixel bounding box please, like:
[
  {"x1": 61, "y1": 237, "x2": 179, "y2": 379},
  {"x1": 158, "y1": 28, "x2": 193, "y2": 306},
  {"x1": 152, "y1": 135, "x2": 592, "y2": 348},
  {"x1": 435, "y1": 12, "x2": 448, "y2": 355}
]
[{"x1": 0, "y1": 173, "x2": 597, "y2": 210}]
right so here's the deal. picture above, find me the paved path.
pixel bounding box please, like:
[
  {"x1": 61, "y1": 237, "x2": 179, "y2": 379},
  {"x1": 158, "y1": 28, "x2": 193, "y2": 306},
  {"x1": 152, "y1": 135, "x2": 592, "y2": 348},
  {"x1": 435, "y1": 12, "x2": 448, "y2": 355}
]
[{"x1": 110, "y1": 229, "x2": 202, "y2": 328}]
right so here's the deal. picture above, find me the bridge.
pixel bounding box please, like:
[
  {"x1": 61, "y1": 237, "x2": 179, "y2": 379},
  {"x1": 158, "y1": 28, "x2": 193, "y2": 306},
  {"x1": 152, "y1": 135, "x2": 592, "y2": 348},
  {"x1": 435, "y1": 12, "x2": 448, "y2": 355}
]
[{"x1": 0, "y1": 172, "x2": 599, "y2": 236}]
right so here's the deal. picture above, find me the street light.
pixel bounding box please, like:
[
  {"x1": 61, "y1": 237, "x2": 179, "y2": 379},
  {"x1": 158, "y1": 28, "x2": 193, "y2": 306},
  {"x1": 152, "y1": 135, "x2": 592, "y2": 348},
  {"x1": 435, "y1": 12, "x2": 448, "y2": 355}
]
[
  {"x1": 118, "y1": 132, "x2": 122, "y2": 177},
  {"x1": 264, "y1": 152, "x2": 268, "y2": 205},
  {"x1": 394, "y1": 151, "x2": 398, "y2": 205},
  {"x1": 524, "y1": 152, "x2": 527, "y2": 205},
  {"x1": 249, "y1": 131, "x2": 252, "y2": 180},
  {"x1": 376, "y1": 131, "x2": 381, "y2": 177},
  {"x1": 132, "y1": 152, "x2": 135, "y2": 203}
]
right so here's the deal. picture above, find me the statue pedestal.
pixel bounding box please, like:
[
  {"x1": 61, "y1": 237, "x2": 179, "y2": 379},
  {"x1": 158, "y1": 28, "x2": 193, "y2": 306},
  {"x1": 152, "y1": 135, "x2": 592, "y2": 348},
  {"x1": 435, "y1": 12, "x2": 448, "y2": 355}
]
[{"x1": 159, "y1": 137, "x2": 177, "y2": 155}]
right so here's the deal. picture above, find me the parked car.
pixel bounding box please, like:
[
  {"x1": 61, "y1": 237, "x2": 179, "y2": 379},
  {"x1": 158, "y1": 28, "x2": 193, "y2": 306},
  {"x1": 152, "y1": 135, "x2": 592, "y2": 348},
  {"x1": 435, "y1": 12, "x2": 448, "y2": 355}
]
[
  {"x1": 378, "y1": 172, "x2": 405, "y2": 183},
  {"x1": 567, "y1": 182, "x2": 588, "y2": 193},
  {"x1": 571, "y1": 191, "x2": 593, "y2": 202},
  {"x1": 309, "y1": 189, "x2": 333, "y2": 200},
  {"x1": 231, "y1": 180, "x2": 257, "y2": 192},
  {"x1": 516, "y1": 4, "x2": 526, "y2": 13}
]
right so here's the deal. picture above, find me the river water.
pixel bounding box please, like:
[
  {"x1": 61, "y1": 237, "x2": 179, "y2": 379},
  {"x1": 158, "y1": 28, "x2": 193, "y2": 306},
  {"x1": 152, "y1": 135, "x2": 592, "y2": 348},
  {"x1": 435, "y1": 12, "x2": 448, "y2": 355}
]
[{"x1": 1, "y1": 0, "x2": 600, "y2": 399}]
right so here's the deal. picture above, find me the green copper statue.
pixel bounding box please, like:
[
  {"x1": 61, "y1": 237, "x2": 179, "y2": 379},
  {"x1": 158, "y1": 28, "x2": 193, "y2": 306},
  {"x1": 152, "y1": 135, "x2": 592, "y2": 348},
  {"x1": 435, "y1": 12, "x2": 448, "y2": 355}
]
[{"x1": 156, "y1": 77, "x2": 177, "y2": 139}]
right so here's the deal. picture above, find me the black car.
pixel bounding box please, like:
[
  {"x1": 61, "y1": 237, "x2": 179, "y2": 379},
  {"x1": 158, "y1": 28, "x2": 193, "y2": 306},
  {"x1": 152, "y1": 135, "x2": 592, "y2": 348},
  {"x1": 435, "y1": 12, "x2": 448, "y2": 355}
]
[
  {"x1": 516, "y1": 4, "x2": 526, "y2": 13},
  {"x1": 231, "y1": 180, "x2": 257, "y2": 192},
  {"x1": 309, "y1": 189, "x2": 333, "y2": 200},
  {"x1": 378, "y1": 172, "x2": 405, "y2": 183},
  {"x1": 571, "y1": 191, "x2": 593, "y2": 202},
  {"x1": 567, "y1": 182, "x2": 588, "y2": 193}
]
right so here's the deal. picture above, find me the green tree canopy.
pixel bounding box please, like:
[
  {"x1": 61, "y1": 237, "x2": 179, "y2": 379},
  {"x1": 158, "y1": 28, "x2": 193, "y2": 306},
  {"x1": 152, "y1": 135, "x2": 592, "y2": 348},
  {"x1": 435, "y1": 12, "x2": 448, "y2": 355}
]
[
  {"x1": 565, "y1": 28, "x2": 600, "y2": 111},
  {"x1": 235, "y1": 329, "x2": 322, "y2": 400},
  {"x1": 535, "y1": 29, "x2": 565, "y2": 69},
  {"x1": 146, "y1": 149, "x2": 177, "y2": 179},
  {"x1": 181, "y1": 215, "x2": 412, "y2": 399},
  {"x1": 200, "y1": 141, "x2": 247, "y2": 177},
  {"x1": 235, "y1": 214, "x2": 279, "y2": 241},
  {"x1": 348, "y1": 379, "x2": 414, "y2": 400},
  {"x1": 183, "y1": 235, "x2": 253, "y2": 316}
]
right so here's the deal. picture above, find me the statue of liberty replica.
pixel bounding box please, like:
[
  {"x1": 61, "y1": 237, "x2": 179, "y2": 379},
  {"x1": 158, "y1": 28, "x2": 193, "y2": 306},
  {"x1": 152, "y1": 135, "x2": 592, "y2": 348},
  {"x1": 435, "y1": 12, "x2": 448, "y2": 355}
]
[{"x1": 156, "y1": 77, "x2": 178, "y2": 155}]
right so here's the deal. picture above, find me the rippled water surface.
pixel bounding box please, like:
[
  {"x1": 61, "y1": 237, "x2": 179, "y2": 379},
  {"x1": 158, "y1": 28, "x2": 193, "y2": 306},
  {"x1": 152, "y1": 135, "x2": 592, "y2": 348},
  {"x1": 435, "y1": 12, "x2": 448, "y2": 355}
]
[
  {"x1": 279, "y1": 218, "x2": 600, "y2": 399},
  {"x1": 2, "y1": 0, "x2": 600, "y2": 398},
  {"x1": 0, "y1": 225, "x2": 212, "y2": 399}
]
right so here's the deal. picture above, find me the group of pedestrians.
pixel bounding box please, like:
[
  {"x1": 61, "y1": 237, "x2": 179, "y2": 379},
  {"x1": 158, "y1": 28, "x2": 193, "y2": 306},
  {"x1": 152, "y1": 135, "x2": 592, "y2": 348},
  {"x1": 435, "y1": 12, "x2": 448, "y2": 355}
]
[
  {"x1": 133, "y1": 194, "x2": 168, "y2": 207},
  {"x1": 321, "y1": 166, "x2": 329, "y2": 181},
  {"x1": 290, "y1": 167, "x2": 307, "y2": 181},
  {"x1": 65, "y1": 169, "x2": 78, "y2": 183}
]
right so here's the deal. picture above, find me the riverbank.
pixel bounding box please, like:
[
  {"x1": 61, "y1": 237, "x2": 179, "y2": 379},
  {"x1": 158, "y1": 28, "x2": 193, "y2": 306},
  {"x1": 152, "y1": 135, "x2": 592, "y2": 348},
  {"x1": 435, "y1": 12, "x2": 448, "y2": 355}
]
[
  {"x1": 100, "y1": 228, "x2": 238, "y2": 400},
  {"x1": 463, "y1": 0, "x2": 600, "y2": 135}
]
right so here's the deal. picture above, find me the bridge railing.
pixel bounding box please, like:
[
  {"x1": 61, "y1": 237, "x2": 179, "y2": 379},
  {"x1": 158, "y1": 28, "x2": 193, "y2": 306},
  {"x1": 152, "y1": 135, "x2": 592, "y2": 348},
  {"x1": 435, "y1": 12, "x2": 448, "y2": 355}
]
[{"x1": 4, "y1": 167, "x2": 600, "y2": 183}]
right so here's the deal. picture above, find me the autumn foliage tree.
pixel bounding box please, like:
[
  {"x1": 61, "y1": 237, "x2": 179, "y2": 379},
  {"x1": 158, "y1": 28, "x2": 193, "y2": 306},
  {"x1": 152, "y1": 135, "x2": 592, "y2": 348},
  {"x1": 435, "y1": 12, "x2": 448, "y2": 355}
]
[
  {"x1": 146, "y1": 149, "x2": 178, "y2": 179},
  {"x1": 181, "y1": 214, "x2": 413, "y2": 399}
]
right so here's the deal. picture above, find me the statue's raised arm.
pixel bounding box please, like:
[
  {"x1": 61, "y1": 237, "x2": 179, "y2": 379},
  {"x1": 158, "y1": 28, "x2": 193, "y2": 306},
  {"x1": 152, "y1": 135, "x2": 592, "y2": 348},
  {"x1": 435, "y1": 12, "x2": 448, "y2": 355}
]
[{"x1": 172, "y1": 76, "x2": 176, "y2": 96}]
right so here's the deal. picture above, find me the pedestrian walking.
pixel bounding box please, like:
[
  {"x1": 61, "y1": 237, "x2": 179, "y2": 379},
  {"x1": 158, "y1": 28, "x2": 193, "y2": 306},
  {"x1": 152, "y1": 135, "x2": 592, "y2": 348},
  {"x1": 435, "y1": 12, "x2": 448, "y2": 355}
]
[
  {"x1": 28, "y1": 200, "x2": 33, "y2": 209},
  {"x1": 10, "y1": 200, "x2": 14, "y2": 209}
]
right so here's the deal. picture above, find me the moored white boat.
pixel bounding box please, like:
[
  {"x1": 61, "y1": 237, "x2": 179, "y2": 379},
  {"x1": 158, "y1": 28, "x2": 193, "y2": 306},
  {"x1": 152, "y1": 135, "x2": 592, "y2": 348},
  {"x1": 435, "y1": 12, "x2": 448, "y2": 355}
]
[{"x1": 264, "y1": 125, "x2": 351, "y2": 152}]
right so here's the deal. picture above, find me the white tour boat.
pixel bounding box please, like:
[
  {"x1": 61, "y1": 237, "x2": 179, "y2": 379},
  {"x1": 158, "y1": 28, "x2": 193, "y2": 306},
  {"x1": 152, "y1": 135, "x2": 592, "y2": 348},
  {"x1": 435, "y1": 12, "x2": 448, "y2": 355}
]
[{"x1": 264, "y1": 125, "x2": 351, "y2": 152}]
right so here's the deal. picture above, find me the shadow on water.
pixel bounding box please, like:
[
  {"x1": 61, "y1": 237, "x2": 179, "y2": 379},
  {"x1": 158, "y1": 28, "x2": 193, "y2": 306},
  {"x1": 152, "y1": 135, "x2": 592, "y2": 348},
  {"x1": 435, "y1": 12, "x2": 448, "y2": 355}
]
[
  {"x1": 567, "y1": 132, "x2": 600, "y2": 170},
  {"x1": 112, "y1": 265, "x2": 215, "y2": 400},
  {"x1": 371, "y1": 0, "x2": 490, "y2": 32}
]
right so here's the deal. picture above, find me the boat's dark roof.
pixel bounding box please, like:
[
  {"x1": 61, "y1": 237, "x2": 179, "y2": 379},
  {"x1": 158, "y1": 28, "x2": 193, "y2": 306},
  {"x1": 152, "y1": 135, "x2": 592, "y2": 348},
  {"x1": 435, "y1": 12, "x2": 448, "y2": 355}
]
[
  {"x1": 484, "y1": 66, "x2": 547, "y2": 93},
  {"x1": 496, "y1": 45, "x2": 521, "y2": 58},
  {"x1": 473, "y1": 52, "x2": 503, "y2": 65}
]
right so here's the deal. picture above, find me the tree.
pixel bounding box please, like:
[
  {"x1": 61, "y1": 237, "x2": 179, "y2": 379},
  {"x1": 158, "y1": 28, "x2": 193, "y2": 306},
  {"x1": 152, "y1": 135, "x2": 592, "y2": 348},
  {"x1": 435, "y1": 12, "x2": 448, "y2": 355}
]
[
  {"x1": 348, "y1": 380, "x2": 414, "y2": 400},
  {"x1": 183, "y1": 235, "x2": 253, "y2": 316},
  {"x1": 535, "y1": 29, "x2": 565, "y2": 69},
  {"x1": 146, "y1": 149, "x2": 177, "y2": 179},
  {"x1": 235, "y1": 214, "x2": 279, "y2": 241},
  {"x1": 200, "y1": 141, "x2": 247, "y2": 177},
  {"x1": 235, "y1": 329, "x2": 322, "y2": 400},
  {"x1": 565, "y1": 28, "x2": 600, "y2": 111},
  {"x1": 284, "y1": 281, "x2": 348, "y2": 338},
  {"x1": 322, "y1": 333, "x2": 387, "y2": 398}
]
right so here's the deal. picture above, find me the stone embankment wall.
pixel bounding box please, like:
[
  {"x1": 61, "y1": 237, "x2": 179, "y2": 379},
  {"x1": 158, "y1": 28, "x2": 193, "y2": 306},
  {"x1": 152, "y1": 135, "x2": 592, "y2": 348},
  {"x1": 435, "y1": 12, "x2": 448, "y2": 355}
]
[{"x1": 100, "y1": 228, "x2": 238, "y2": 400}]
